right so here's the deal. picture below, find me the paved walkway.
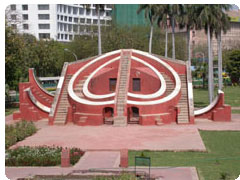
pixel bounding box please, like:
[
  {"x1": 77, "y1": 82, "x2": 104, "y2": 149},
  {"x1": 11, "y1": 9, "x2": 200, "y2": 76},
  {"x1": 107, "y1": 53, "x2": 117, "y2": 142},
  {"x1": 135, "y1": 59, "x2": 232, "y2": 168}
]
[
  {"x1": 5, "y1": 166, "x2": 199, "y2": 180},
  {"x1": 73, "y1": 151, "x2": 120, "y2": 170},
  {"x1": 11, "y1": 124, "x2": 206, "y2": 151}
]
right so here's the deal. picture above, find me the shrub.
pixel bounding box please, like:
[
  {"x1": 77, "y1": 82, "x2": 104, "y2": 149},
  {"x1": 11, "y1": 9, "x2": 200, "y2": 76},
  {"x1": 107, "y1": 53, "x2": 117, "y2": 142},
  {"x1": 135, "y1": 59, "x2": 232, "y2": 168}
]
[
  {"x1": 5, "y1": 146, "x2": 84, "y2": 166},
  {"x1": 5, "y1": 120, "x2": 37, "y2": 149}
]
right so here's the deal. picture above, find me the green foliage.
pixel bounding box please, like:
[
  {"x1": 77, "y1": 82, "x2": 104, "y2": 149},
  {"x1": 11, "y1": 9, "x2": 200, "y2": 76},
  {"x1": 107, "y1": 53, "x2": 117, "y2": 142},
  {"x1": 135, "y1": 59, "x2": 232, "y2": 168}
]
[
  {"x1": 225, "y1": 49, "x2": 240, "y2": 84},
  {"x1": 93, "y1": 173, "x2": 137, "y2": 180},
  {"x1": 5, "y1": 146, "x2": 84, "y2": 166},
  {"x1": 5, "y1": 26, "x2": 66, "y2": 90},
  {"x1": 5, "y1": 120, "x2": 37, "y2": 149},
  {"x1": 67, "y1": 25, "x2": 187, "y2": 61}
]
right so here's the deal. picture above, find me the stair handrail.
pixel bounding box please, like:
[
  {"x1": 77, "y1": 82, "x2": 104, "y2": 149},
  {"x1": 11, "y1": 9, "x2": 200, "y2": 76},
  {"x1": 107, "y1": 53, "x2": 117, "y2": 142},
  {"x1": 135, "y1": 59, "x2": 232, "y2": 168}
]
[{"x1": 49, "y1": 62, "x2": 69, "y2": 117}]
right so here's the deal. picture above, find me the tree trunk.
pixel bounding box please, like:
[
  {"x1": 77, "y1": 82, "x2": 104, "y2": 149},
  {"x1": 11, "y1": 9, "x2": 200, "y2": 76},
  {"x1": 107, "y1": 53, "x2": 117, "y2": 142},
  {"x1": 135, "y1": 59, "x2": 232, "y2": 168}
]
[
  {"x1": 98, "y1": 9, "x2": 102, "y2": 55},
  {"x1": 165, "y1": 26, "x2": 168, "y2": 58},
  {"x1": 149, "y1": 24, "x2": 153, "y2": 54},
  {"x1": 171, "y1": 16, "x2": 175, "y2": 60},
  {"x1": 207, "y1": 24, "x2": 214, "y2": 103},
  {"x1": 187, "y1": 27, "x2": 191, "y2": 66},
  {"x1": 217, "y1": 30, "x2": 223, "y2": 90}
]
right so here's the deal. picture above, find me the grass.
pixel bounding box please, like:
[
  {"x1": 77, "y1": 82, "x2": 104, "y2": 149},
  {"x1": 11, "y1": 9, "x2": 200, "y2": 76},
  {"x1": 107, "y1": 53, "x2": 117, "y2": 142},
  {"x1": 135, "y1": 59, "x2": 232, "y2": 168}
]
[
  {"x1": 129, "y1": 131, "x2": 240, "y2": 180},
  {"x1": 5, "y1": 107, "x2": 19, "y2": 116},
  {"x1": 232, "y1": 110, "x2": 240, "y2": 114},
  {"x1": 194, "y1": 86, "x2": 240, "y2": 108}
]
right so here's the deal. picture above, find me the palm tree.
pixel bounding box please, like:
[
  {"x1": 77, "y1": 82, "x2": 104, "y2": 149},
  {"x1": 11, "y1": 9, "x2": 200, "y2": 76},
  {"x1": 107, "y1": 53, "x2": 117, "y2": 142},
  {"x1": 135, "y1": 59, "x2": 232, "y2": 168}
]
[
  {"x1": 197, "y1": 5, "x2": 221, "y2": 102},
  {"x1": 179, "y1": 5, "x2": 198, "y2": 65},
  {"x1": 95, "y1": 4, "x2": 105, "y2": 55},
  {"x1": 137, "y1": 5, "x2": 157, "y2": 54},
  {"x1": 156, "y1": 5, "x2": 169, "y2": 58},
  {"x1": 214, "y1": 5, "x2": 231, "y2": 90},
  {"x1": 84, "y1": 4, "x2": 104, "y2": 55}
]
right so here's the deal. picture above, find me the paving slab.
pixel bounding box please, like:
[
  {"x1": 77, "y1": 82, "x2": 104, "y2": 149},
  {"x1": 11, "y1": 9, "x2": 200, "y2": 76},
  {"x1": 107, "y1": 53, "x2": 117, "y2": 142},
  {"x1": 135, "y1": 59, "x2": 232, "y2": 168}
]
[
  {"x1": 73, "y1": 151, "x2": 120, "y2": 170},
  {"x1": 11, "y1": 125, "x2": 206, "y2": 151},
  {"x1": 5, "y1": 166, "x2": 199, "y2": 180}
]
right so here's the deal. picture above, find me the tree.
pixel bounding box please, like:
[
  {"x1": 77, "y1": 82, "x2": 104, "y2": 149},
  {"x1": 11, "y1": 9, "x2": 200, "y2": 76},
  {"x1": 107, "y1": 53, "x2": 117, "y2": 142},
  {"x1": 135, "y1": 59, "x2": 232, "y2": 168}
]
[
  {"x1": 95, "y1": 4, "x2": 105, "y2": 55},
  {"x1": 156, "y1": 5, "x2": 169, "y2": 58},
  {"x1": 225, "y1": 49, "x2": 240, "y2": 84},
  {"x1": 179, "y1": 5, "x2": 198, "y2": 64},
  {"x1": 197, "y1": 5, "x2": 219, "y2": 103},
  {"x1": 137, "y1": 4, "x2": 157, "y2": 54},
  {"x1": 167, "y1": 5, "x2": 184, "y2": 60},
  {"x1": 213, "y1": 5, "x2": 231, "y2": 90}
]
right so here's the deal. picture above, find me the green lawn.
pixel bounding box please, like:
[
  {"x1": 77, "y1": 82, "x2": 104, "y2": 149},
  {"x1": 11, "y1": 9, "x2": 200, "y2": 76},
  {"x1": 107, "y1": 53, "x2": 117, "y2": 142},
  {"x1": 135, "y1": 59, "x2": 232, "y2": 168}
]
[
  {"x1": 129, "y1": 131, "x2": 240, "y2": 180},
  {"x1": 194, "y1": 86, "x2": 240, "y2": 108},
  {"x1": 5, "y1": 107, "x2": 19, "y2": 116}
]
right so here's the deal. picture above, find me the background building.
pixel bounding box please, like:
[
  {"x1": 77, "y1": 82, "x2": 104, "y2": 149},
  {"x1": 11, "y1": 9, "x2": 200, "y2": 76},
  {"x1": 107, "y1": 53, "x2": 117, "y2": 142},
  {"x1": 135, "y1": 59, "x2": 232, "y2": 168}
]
[{"x1": 6, "y1": 4, "x2": 112, "y2": 42}]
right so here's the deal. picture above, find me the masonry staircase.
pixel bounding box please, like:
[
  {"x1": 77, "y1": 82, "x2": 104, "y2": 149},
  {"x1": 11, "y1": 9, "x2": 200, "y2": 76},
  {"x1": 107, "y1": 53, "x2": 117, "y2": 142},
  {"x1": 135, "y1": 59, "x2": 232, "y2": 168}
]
[
  {"x1": 177, "y1": 74, "x2": 189, "y2": 124},
  {"x1": 74, "y1": 76, "x2": 88, "y2": 98},
  {"x1": 30, "y1": 86, "x2": 52, "y2": 107},
  {"x1": 114, "y1": 50, "x2": 131, "y2": 126},
  {"x1": 54, "y1": 75, "x2": 72, "y2": 125}
]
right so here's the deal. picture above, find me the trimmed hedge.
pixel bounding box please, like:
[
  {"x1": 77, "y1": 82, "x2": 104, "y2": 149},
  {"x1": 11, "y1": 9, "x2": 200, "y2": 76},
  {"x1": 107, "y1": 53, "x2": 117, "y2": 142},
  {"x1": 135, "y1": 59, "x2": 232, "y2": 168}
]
[
  {"x1": 5, "y1": 146, "x2": 84, "y2": 166},
  {"x1": 5, "y1": 120, "x2": 37, "y2": 149}
]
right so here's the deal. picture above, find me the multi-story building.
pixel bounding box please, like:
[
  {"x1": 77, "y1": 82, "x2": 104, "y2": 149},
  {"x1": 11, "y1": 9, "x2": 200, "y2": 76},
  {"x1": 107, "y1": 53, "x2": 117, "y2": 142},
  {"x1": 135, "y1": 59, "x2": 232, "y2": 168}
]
[{"x1": 6, "y1": 4, "x2": 112, "y2": 42}]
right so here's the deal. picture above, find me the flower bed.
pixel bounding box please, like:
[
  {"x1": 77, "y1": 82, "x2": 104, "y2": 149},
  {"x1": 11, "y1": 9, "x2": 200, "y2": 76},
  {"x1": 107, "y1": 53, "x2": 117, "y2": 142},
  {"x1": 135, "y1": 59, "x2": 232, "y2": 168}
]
[
  {"x1": 5, "y1": 146, "x2": 84, "y2": 166},
  {"x1": 5, "y1": 120, "x2": 37, "y2": 149}
]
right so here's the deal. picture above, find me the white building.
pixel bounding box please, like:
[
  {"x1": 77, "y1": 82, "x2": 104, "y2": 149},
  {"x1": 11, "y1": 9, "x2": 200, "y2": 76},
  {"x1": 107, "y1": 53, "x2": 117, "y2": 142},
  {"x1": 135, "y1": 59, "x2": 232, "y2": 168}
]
[{"x1": 6, "y1": 4, "x2": 112, "y2": 42}]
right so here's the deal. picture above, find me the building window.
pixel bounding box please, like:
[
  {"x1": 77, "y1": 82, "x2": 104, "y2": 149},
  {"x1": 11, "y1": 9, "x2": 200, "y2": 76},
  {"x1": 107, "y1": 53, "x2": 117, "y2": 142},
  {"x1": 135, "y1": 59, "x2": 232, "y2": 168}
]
[
  {"x1": 60, "y1": 23, "x2": 63, "y2": 31},
  {"x1": 11, "y1": 14, "x2": 17, "y2": 20},
  {"x1": 133, "y1": 78, "x2": 141, "y2": 91},
  {"x1": 109, "y1": 78, "x2": 117, "y2": 91},
  {"x1": 64, "y1": 16, "x2": 67, "y2": 21},
  {"x1": 39, "y1": 33, "x2": 50, "y2": 39},
  {"x1": 69, "y1": 17, "x2": 72, "y2": 22},
  {"x1": 86, "y1": 19, "x2": 91, "y2": 24},
  {"x1": 38, "y1": 24, "x2": 50, "y2": 29},
  {"x1": 100, "y1": 11, "x2": 104, "y2": 16},
  {"x1": 92, "y1": 9, "x2": 97, "y2": 16},
  {"x1": 80, "y1": 18, "x2": 85, "y2": 23},
  {"x1": 61, "y1": 34, "x2": 63, "y2": 39},
  {"x1": 63, "y1": 5, "x2": 66, "y2": 13},
  {"x1": 11, "y1": 24, "x2": 17, "y2": 29},
  {"x1": 38, "y1": 4, "x2": 49, "y2": 10},
  {"x1": 79, "y1": 8, "x2": 84, "y2": 15},
  {"x1": 73, "y1": 25, "x2": 78, "y2": 32},
  {"x1": 10, "y1": 4, "x2": 16, "y2": 10},
  {"x1": 64, "y1": 24, "x2": 67, "y2": 31},
  {"x1": 57, "y1": 33, "x2": 60, "y2": 39},
  {"x1": 86, "y1": 9, "x2": 91, "y2": 15},
  {"x1": 106, "y1": 20, "x2": 111, "y2": 25},
  {"x1": 106, "y1": 4, "x2": 112, "y2": 8},
  {"x1": 38, "y1": 14, "x2": 50, "y2": 20},
  {"x1": 61, "y1": 15, "x2": 63, "y2": 21},
  {"x1": 57, "y1": 15, "x2": 59, "y2": 20},
  {"x1": 74, "y1": 17, "x2": 78, "y2": 23},
  {"x1": 68, "y1": 24, "x2": 72, "y2": 32},
  {"x1": 100, "y1": 20, "x2": 105, "y2": 25},
  {"x1": 23, "y1": 24, "x2": 29, "y2": 30},
  {"x1": 106, "y1": 10, "x2": 111, "y2": 16},
  {"x1": 65, "y1": 34, "x2": 68, "y2": 40},
  {"x1": 93, "y1": 19, "x2": 98, "y2": 24},
  {"x1": 79, "y1": 25, "x2": 84, "y2": 32},
  {"x1": 69, "y1": 35, "x2": 73, "y2": 40},
  {"x1": 22, "y1": 14, "x2": 28, "y2": 20},
  {"x1": 68, "y1": 6, "x2": 72, "y2": 14},
  {"x1": 73, "y1": 7, "x2": 78, "y2": 14},
  {"x1": 22, "y1": 5, "x2": 28, "y2": 10}
]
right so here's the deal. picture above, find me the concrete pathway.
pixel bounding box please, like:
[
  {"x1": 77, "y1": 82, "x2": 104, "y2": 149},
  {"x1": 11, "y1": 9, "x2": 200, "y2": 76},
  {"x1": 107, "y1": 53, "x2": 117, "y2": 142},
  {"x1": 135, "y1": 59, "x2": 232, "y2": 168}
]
[
  {"x1": 73, "y1": 151, "x2": 120, "y2": 170},
  {"x1": 11, "y1": 125, "x2": 206, "y2": 151},
  {"x1": 5, "y1": 166, "x2": 199, "y2": 180}
]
